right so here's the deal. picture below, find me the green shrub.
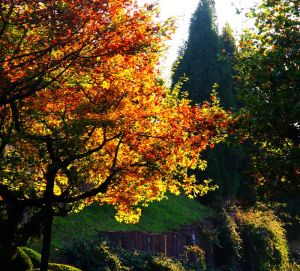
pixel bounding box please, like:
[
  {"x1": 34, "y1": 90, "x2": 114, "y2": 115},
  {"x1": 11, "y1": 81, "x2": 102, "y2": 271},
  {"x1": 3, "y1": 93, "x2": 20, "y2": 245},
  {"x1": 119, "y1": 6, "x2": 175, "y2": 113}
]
[
  {"x1": 182, "y1": 245, "x2": 206, "y2": 271},
  {"x1": 21, "y1": 247, "x2": 41, "y2": 268},
  {"x1": 237, "y1": 207, "x2": 289, "y2": 271},
  {"x1": 59, "y1": 237, "x2": 127, "y2": 271},
  {"x1": 120, "y1": 250, "x2": 153, "y2": 271},
  {"x1": 95, "y1": 240, "x2": 128, "y2": 271},
  {"x1": 18, "y1": 247, "x2": 80, "y2": 271},
  {"x1": 48, "y1": 263, "x2": 82, "y2": 271},
  {"x1": 214, "y1": 211, "x2": 242, "y2": 271},
  {"x1": 149, "y1": 256, "x2": 185, "y2": 271},
  {"x1": 14, "y1": 247, "x2": 33, "y2": 271}
]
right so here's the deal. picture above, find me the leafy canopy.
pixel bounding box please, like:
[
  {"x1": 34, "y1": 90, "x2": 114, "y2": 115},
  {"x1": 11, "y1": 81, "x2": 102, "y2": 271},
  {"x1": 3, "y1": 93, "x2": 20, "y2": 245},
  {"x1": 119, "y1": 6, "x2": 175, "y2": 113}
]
[
  {"x1": 236, "y1": 0, "x2": 300, "y2": 197},
  {"x1": 0, "y1": 0, "x2": 233, "y2": 224}
]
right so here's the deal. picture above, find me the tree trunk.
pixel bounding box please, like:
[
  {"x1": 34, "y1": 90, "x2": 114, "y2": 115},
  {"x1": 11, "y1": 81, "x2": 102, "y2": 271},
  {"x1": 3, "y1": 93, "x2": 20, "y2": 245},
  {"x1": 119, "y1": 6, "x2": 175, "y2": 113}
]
[
  {"x1": 2, "y1": 200, "x2": 23, "y2": 269},
  {"x1": 6, "y1": 202, "x2": 19, "y2": 252},
  {"x1": 40, "y1": 164, "x2": 57, "y2": 271},
  {"x1": 40, "y1": 204, "x2": 54, "y2": 271}
]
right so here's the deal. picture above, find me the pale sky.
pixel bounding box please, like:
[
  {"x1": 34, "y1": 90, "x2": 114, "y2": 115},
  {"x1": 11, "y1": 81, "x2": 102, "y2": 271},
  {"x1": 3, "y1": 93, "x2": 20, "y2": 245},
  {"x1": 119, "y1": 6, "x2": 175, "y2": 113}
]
[{"x1": 138, "y1": 0, "x2": 259, "y2": 79}]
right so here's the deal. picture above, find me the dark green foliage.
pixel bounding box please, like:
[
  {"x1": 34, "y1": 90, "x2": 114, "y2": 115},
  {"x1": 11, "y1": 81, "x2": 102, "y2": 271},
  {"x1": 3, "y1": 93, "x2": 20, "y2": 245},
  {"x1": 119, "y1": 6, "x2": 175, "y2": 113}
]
[
  {"x1": 0, "y1": 246, "x2": 31, "y2": 271},
  {"x1": 172, "y1": 0, "x2": 245, "y2": 203},
  {"x1": 13, "y1": 246, "x2": 82, "y2": 271},
  {"x1": 214, "y1": 211, "x2": 242, "y2": 271},
  {"x1": 149, "y1": 256, "x2": 185, "y2": 271},
  {"x1": 121, "y1": 250, "x2": 153, "y2": 271},
  {"x1": 217, "y1": 24, "x2": 237, "y2": 109},
  {"x1": 236, "y1": 0, "x2": 300, "y2": 198},
  {"x1": 56, "y1": 235, "x2": 201, "y2": 271},
  {"x1": 220, "y1": 23, "x2": 235, "y2": 61},
  {"x1": 121, "y1": 249, "x2": 207, "y2": 271},
  {"x1": 212, "y1": 206, "x2": 292, "y2": 271},
  {"x1": 29, "y1": 263, "x2": 82, "y2": 271},
  {"x1": 199, "y1": 144, "x2": 246, "y2": 203},
  {"x1": 21, "y1": 246, "x2": 41, "y2": 268},
  {"x1": 172, "y1": 1, "x2": 236, "y2": 108},
  {"x1": 182, "y1": 245, "x2": 206, "y2": 271},
  {"x1": 59, "y1": 237, "x2": 127, "y2": 271},
  {"x1": 94, "y1": 240, "x2": 127, "y2": 271},
  {"x1": 14, "y1": 247, "x2": 33, "y2": 271},
  {"x1": 237, "y1": 207, "x2": 290, "y2": 271},
  {"x1": 48, "y1": 263, "x2": 82, "y2": 271},
  {"x1": 0, "y1": 204, "x2": 43, "y2": 270},
  {"x1": 173, "y1": 0, "x2": 219, "y2": 103},
  {"x1": 236, "y1": 0, "x2": 300, "y2": 243}
]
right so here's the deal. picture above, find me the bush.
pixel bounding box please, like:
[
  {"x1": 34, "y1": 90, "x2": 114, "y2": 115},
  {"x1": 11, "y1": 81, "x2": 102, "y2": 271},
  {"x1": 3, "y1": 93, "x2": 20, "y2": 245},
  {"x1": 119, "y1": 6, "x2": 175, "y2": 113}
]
[
  {"x1": 214, "y1": 211, "x2": 242, "y2": 271},
  {"x1": 58, "y1": 236, "x2": 188, "y2": 271},
  {"x1": 28, "y1": 264, "x2": 82, "y2": 271},
  {"x1": 120, "y1": 250, "x2": 152, "y2": 271},
  {"x1": 95, "y1": 240, "x2": 128, "y2": 271},
  {"x1": 237, "y1": 207, "x2": 289, "y2": 271},
  {"x1": 0, "y1": 246, "x2": 33, "y2": 271},
  {"x1": 48, "y1": 263, "x2": 82, "y2": 271},
  {"x1": 149, "y1": 256, "x2": 185, "y2": 271},
  {"x1": 17, "y1": 247, "x2": 81, "y2": 271},
  {"x1": 59, "y1": 237, "x2": 128, "y2": 271},
  {"x1": 14, "y1": 247, "x2": 33, "y2": 271},
  {"x1": 21, "y1": 247, "x2": 41, "y2": 268},
  {"x1": 182, "y1": 245, "x2": 206, "y2": 271}
]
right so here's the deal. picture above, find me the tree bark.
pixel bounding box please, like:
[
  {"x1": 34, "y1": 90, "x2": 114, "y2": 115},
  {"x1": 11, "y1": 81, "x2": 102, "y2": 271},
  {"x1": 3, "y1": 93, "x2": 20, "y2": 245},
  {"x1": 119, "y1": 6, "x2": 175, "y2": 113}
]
[
  {"x1": 40, "y1": 204, "x2": 54, "y2": 271},
  {"x1": 40, "y1": 164, "x2": 57, "y2": 271},
  {"x1": 2, "y1": 200, "x2": 22, "y2": 270}
]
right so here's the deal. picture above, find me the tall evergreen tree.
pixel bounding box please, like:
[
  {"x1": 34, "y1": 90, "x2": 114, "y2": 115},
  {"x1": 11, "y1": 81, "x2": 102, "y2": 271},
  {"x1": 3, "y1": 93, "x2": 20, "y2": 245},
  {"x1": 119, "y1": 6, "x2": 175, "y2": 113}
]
[
  {"x1": 173, "y1": 0, "x2": 219, "y2": 102},
  {"x1": 172, "y1": 0, "x2": 245, "y2": 203},
  {"x1": 219, "y1": 23, "x2": 237, "y2": 107}
]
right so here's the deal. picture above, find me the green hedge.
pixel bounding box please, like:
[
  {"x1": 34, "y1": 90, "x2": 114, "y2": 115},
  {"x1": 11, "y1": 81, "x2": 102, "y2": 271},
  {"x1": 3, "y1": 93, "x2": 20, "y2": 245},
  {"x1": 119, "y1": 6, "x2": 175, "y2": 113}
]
[
  {"x1": 214, "y1": 211, "x2": 242, "y2": 271},
  {"x1": 149, "y1": 256, "x2": 185, "y2": 271},
  {"x1": 237, "y1": 207, "x2": 289, "y2": 271},
  {"x1": 21, "y1": 247, "x2": 41, "y2": 268},
  {"x1": 58, "y1": 238, "x2": 127, "y2": 271},
  {"x1": 214, "y1": 206, "x2": 291, "y2": 271},
  {"x1": 15, "y1": 247, "x2": 82, "y2": 271},
  {"x1": 29, "y1": 265, "x2": 81, "y2": 271},
  {"x1": 15, "y1": 247, "x2": 33, "y2": 271},
  {"x1": 0, "y1": 246, "x2": 33, "y2": 271},
  {"x1": 48, "y1": 263, "x2": 82, "y2": 271},
  {"x1": 57, "y1": 236, "x2": 196, "y2": 271}
]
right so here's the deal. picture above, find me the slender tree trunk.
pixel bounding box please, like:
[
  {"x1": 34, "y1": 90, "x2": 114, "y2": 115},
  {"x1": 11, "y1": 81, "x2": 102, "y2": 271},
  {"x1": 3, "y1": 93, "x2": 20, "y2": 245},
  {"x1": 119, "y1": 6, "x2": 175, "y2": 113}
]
[
  {"x1": 3, "y1": 200, "x2": 22, "y2": 270},
  {"x1": 40, "y1": 204, "x2": 54, "y2": 271},
  {"x1": 6, "y1": 201, "x2": 18, "y2": 253},
  {"x1": 40, "y1": 164, "x2": 57, "y2": 271}
]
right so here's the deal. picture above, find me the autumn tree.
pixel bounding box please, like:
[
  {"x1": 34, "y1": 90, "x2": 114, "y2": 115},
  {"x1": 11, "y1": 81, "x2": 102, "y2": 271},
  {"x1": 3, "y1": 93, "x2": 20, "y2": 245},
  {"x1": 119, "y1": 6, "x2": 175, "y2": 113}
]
[
  {"x1": 0, "y1": 0, "x2": 233, "y2": 270},
  {"x1": 236, "y1": 0, "x2": 300, "y2": 198}
]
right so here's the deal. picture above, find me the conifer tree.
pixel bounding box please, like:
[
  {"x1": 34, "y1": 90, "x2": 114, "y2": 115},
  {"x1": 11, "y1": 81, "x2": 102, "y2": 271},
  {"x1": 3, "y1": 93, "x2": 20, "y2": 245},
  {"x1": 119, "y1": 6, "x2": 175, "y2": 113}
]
[
  {"x1": 172, "y1": 0, "x2": 244, "y2": 202},
  {"x1": 172, "y1": 0, "x2": 222, "y2": 104}
]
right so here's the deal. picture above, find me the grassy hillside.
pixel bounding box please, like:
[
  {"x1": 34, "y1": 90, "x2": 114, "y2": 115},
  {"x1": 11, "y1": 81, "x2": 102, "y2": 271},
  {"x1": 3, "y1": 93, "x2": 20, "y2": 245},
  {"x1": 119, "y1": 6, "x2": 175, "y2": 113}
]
[{"x1": 51, "y1": 194, "x2": 211, "y2": 249}]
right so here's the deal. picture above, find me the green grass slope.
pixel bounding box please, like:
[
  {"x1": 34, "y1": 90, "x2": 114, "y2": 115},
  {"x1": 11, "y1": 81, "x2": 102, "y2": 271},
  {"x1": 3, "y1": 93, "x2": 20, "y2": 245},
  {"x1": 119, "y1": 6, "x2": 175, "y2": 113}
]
[{"x1": 51, "y1": 194, "x2": 211, "y2": 249}]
